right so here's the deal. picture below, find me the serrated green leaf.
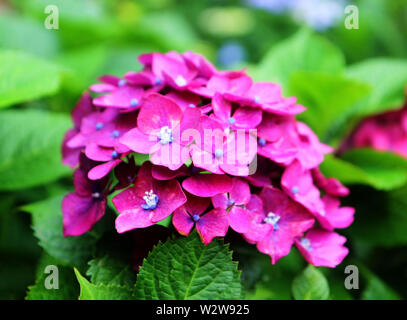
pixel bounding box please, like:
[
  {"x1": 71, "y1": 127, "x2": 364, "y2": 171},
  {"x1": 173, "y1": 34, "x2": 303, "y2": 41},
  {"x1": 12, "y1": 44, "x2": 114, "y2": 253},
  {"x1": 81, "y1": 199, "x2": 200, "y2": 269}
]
[
  {"x1": 0, "y1": 50, "x2": 61, "y2": 108},
  {"x1": 0, "y1": 109, "x2": 71, "y2": 190},
  {"x1": 74, "y1": 268, "x2": 134, "y2": 300},
  {"x1": 26, "y1": 253, "x2": 79, "y2": 300},
  {"x1": 22, "y1": 195, "x2": 100, "y2": 266},
  {"x1": 292, "y1": 265, "x2": 330, "y2": 300},
  {"x1": 254, "y1": 28, "x2": 345, "y2": 90},
  {"x1": 134, "y1": 232, "x2": 242, "y2": 300},
  {"x1": 320, "y1": 149, "x2": 407, "y2": 191},
  {"x1": 86, "y1": 255, "x2": 136, "y2": 287},
  {"x1": 290, "y1": 71, "x2": 370, "y2": 142}
]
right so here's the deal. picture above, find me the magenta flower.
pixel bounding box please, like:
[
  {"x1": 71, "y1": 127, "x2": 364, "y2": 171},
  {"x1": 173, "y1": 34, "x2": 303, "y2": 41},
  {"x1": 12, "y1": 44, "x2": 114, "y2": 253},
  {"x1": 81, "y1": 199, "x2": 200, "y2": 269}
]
[
  {"x1": 224, "y1": 82, "x2": 306, "y2": 116},
  {"x1": 120, "y1": 93, "x2": 200, "y2": 170},
  {"x1": 62, "y1": 154, "x2": 108, "y2": 236},
  {"x1": 113, "y1": 162, "x2": 187, "y2": 233},
  {"x1": 212, "y1": 178, "x2": 252, "y2": 233},
  {"x1": 61, "y1": 50, "x2": 354, "y2": 268},
  {"x1": 212, "y1": 93, "x2": 262, "y2": 130},
  {"x1": 190, "y1": 115, "x2": 257, "y2": 176},
  {"x1": 173, "y1": 193, "x2": 229, "y2": 244},
  {"x1": 253, "y1": 187, "x2": 314, "y2": 264},
  {"x1": 295, "y1": 228, "x2": 349, "y2": 268}
]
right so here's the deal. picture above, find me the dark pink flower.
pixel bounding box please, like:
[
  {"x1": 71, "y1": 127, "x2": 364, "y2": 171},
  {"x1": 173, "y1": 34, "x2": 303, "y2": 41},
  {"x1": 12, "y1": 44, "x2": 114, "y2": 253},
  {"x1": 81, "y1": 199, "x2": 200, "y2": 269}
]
[
  {"x1": 173, "y1": 193, "x2": 229, "y2": 244},
  {"x1": 253, "y1": 187, "x2": 315, "y2": 264},
  {"x1": 120, "y1": 93, "x2": 200, "y2": 170},
  {"x1": 62, "y1": 154, "x2": 108, "y2": 236},
  {"x1": 212, "y1": 178, "x2": 252, "y2": 233},
  {"x1": 295, "y1": 228, "x2": 349, "y2": 268},
  {"x1": 312, "y1": 167, "x2": 349, "y2": 197},
  {"x1": 113, "y1": 162, "x2": 187, "y2": 233}
]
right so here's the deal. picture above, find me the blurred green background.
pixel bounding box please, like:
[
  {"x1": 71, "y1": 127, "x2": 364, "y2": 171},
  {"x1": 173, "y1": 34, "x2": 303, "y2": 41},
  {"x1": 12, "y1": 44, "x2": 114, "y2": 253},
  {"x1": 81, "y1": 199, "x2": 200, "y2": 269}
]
[{"x1": 0, "y1": 0, "x2": 407, "y2": 300}]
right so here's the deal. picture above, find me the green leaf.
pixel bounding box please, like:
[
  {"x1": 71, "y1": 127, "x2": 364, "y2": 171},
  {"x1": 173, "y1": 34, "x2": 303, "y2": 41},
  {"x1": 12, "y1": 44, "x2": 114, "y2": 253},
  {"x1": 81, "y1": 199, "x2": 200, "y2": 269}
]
[
  {"x1": 292, "y1": 265, "x2": 330, "y2": 300},
  {"x1": 359, "y1": 264, "x2": 401, "y2": 300},
  {"x1": 320, "y1": 149, "x2": 407, "y2": 191},
  {"x1": 22, "y1": 195, "x2": 101, "y2": 266},
  {"x1": 0, "y1": 109, "x2": 71, "y2": 190},
  {"x1": 26, "y1": 253, "x2": 79, "y2": 300},
  {"x1": 346, "y1": 58, "x2": 407, "y2": 116},
  {"x1": 0, "y1": 13, "x2": 59, "y2": 58},
  {"x1": 86, "y1": 255, "x2": 136, "y2": 287},
  {"x1": 134, "y1": 232, "x2": 242, "y2": 300},
  {"x1": 0, "y1": 50, "x2": 61, "y2": 108},
  {"x1": 349, "y1": 185, "x2": 407, "y2": 247},
  {"x1": 74, "y1": 268, "x2": 134, "y2": 300},
  {"x1": 254, "y1": 28, "x2": 345, "y2": 90},
  {"x1": 289, "y1": 71, "x2": 371, "y2": 142}
]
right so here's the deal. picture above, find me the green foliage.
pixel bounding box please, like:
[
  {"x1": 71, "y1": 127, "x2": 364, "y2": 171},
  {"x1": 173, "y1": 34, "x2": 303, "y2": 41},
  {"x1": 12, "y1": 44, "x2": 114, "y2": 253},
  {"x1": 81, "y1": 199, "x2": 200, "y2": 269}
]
[
  {"x1": 134, "y1": 232, "x2": 242, "y2": 300},
  {"x1": 0, "y1": 109, "x2": 71, "y2": 190},
  {"x1": 255, "y1": 29, "x2": 345, "y2": 90},
  {"x1": 26, "y1": 253, "x2": 79, "y2": 300},
  {"x1": 321, "y1": 149, "x2": 407, "y2": 191},
  {"x1": 22, "y1": 195, "x2": 102, "y2": 266},
  {"x1": 291, "y1": 265, "x2": 330, "y2": 300},
  {"x1": 290, "y1": 71, "x2": 371, "y2": 141},
  {"x1": 75, "y1": 268, "x2": 134, "y2": 300},
  {"x1": 346, "y1": 58, "x2": 407, "y2": 116},
  {"x1": 86, "y1": 255, "x2": 136, "y2": 287},
  {"x1": 0, "y1": 51, "x2": 61, "y2": 108}
]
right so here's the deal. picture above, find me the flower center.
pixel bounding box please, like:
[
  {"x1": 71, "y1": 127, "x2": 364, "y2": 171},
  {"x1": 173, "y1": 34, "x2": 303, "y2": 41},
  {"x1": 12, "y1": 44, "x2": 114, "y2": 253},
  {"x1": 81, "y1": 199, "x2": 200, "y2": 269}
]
[
  {"x1": 112, "y1": 130, "x2": 120, "y2": 138},
  {"x1": 214, "y1": 149, "x2": 223, "y2": 159},
  {"x1": 118, "y1": 79, "x2": 127, "y2": 87},
  {"x1": 258, "y1": 138, "x2": 266, "y2": 147},
  {"x1": 192, "y1": 214, "x2": 200, "y2": 222},
  {"x1": 130, "y1": 98, "x2": 139, "y2": 107},
  {"x1": 95, "y1": 122, "x2": 104, "y2": 131},
  {"x1": 141, "y1": 190, "x2": 159, "y2": 210},
  {"x1": 228, "y1": 117, "x2": 236, "y2": 125},
  {"x1": 227, "y1": 198, "x2": 235, "y2": 207},
  {"x1": 158, "y1": 126, "x2": 173, "y2": 145},
  {"x1": 154, "y1": 78, "x2": 162, "y2": 85},
  {"x1": 111, "y1": 151, "x2": 119, "y2": 159},
  {"x1": 188, "y1": 103, "x2": 196, "y2": 108},
  {"x1": 300, "y1": 237, "x2": 312, "y2": 251},
  {"x1": 175, "y1": 75, "x2": 187, "y2": 87},
  {"x1": 254, "y1": 95, "x2": 261, "y2": 103},
  {"x1": 92, "y1": 192, "x2": 101, "y2": 199},
  {"x1": 263, "y1": 212, "x2": 281, "y2": 230},
  {"x1": 291, "y1": 186, "x2": 299, "y2": 194}
]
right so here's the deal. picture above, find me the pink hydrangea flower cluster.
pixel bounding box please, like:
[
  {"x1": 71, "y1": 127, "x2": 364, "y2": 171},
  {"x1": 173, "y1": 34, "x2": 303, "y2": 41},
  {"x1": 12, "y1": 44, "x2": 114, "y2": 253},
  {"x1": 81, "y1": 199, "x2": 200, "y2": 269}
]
[
  {"x1": 62, "y1": 51, "x2": 354, "y2": 268},
  {"x1": 341, "y1": 96, "x2": 407, "y2": 158}
]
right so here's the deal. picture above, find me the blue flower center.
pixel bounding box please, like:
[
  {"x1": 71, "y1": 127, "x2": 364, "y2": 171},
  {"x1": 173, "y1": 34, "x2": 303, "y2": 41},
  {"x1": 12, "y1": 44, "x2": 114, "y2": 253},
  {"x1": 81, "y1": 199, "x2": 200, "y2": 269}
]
[
  {"x1": 154, "y1": 78, "x2": 162, "y2": 85},
  {"x1": 258, "y1": 138, "x2": 266, "y2": 147},
  {"x1": 112, "y1": 130, "x2": 120, "y2": 138},
  {"x1": 95, "y1": 122, "x2": 104, "y2": 131},
  {"x1": 192, "y1": 214, "x2": 200, "y2": 222},
  {"x1": 291, "y1": 186, "x2": 299, "y2": 194},
  {"x1": 254, "y1": 95, "x2": 261, "y2": 103},
  {"x1": 227, "y1": 198, "x2": 235, "y2": 206},
  {"x1": 263, "y1": 212, "x2": 281, "y2": 230},
  {"x1": 175, "y1": 75, "x2": 187, "y2": 87},
  {"x1": 228, "y1": 117, "x2": 236, "y2": 125},
  {"x1": 141, "y1": 190, "x2": 159, "y2": 210},
  {"x1": 300, "y1": 237, "x2": 312, "y2": 252},
  {"x1": 130, "y1": 98, "x2": 139, "y2": 107},
  {"x1": 158, "y1": 126, "x2": 173, "y2": 145},
  {"x1": 188, "y1": 103, "x2": 196, "y2": 108},
  {"x1": 118, "y1": 79, "x2": 127, "y2": 87},
  {"x1": 111, "y1": 151, "x2": 119, "y2": 159}
]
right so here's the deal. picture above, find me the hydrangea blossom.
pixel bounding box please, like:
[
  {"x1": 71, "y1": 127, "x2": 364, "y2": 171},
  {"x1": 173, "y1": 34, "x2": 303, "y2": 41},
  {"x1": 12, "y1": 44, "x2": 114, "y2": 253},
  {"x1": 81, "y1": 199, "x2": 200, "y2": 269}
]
[
  {"x1": 340, "y1": 97, "x2": 407, "y2": 158},
  {"x1": 62, "y1": 51, "x2": 354, "y2": 268}
]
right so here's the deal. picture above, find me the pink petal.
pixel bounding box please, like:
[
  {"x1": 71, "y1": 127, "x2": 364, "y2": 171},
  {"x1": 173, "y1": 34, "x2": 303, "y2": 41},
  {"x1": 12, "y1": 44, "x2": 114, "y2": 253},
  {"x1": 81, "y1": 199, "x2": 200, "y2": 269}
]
[
  {"x1": 182, "y1": 174, "x2": 232, "y2": 197},
  {"x1": 196, "y1": 208, "x2": 229, "y2": 244}
]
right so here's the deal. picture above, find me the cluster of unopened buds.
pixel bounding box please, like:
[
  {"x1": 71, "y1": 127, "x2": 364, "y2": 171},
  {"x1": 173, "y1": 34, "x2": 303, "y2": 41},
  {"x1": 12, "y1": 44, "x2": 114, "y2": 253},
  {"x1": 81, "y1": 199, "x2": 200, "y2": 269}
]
[{"x1": 62, "y1": 51, "x2": 354, "y2": 268}]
